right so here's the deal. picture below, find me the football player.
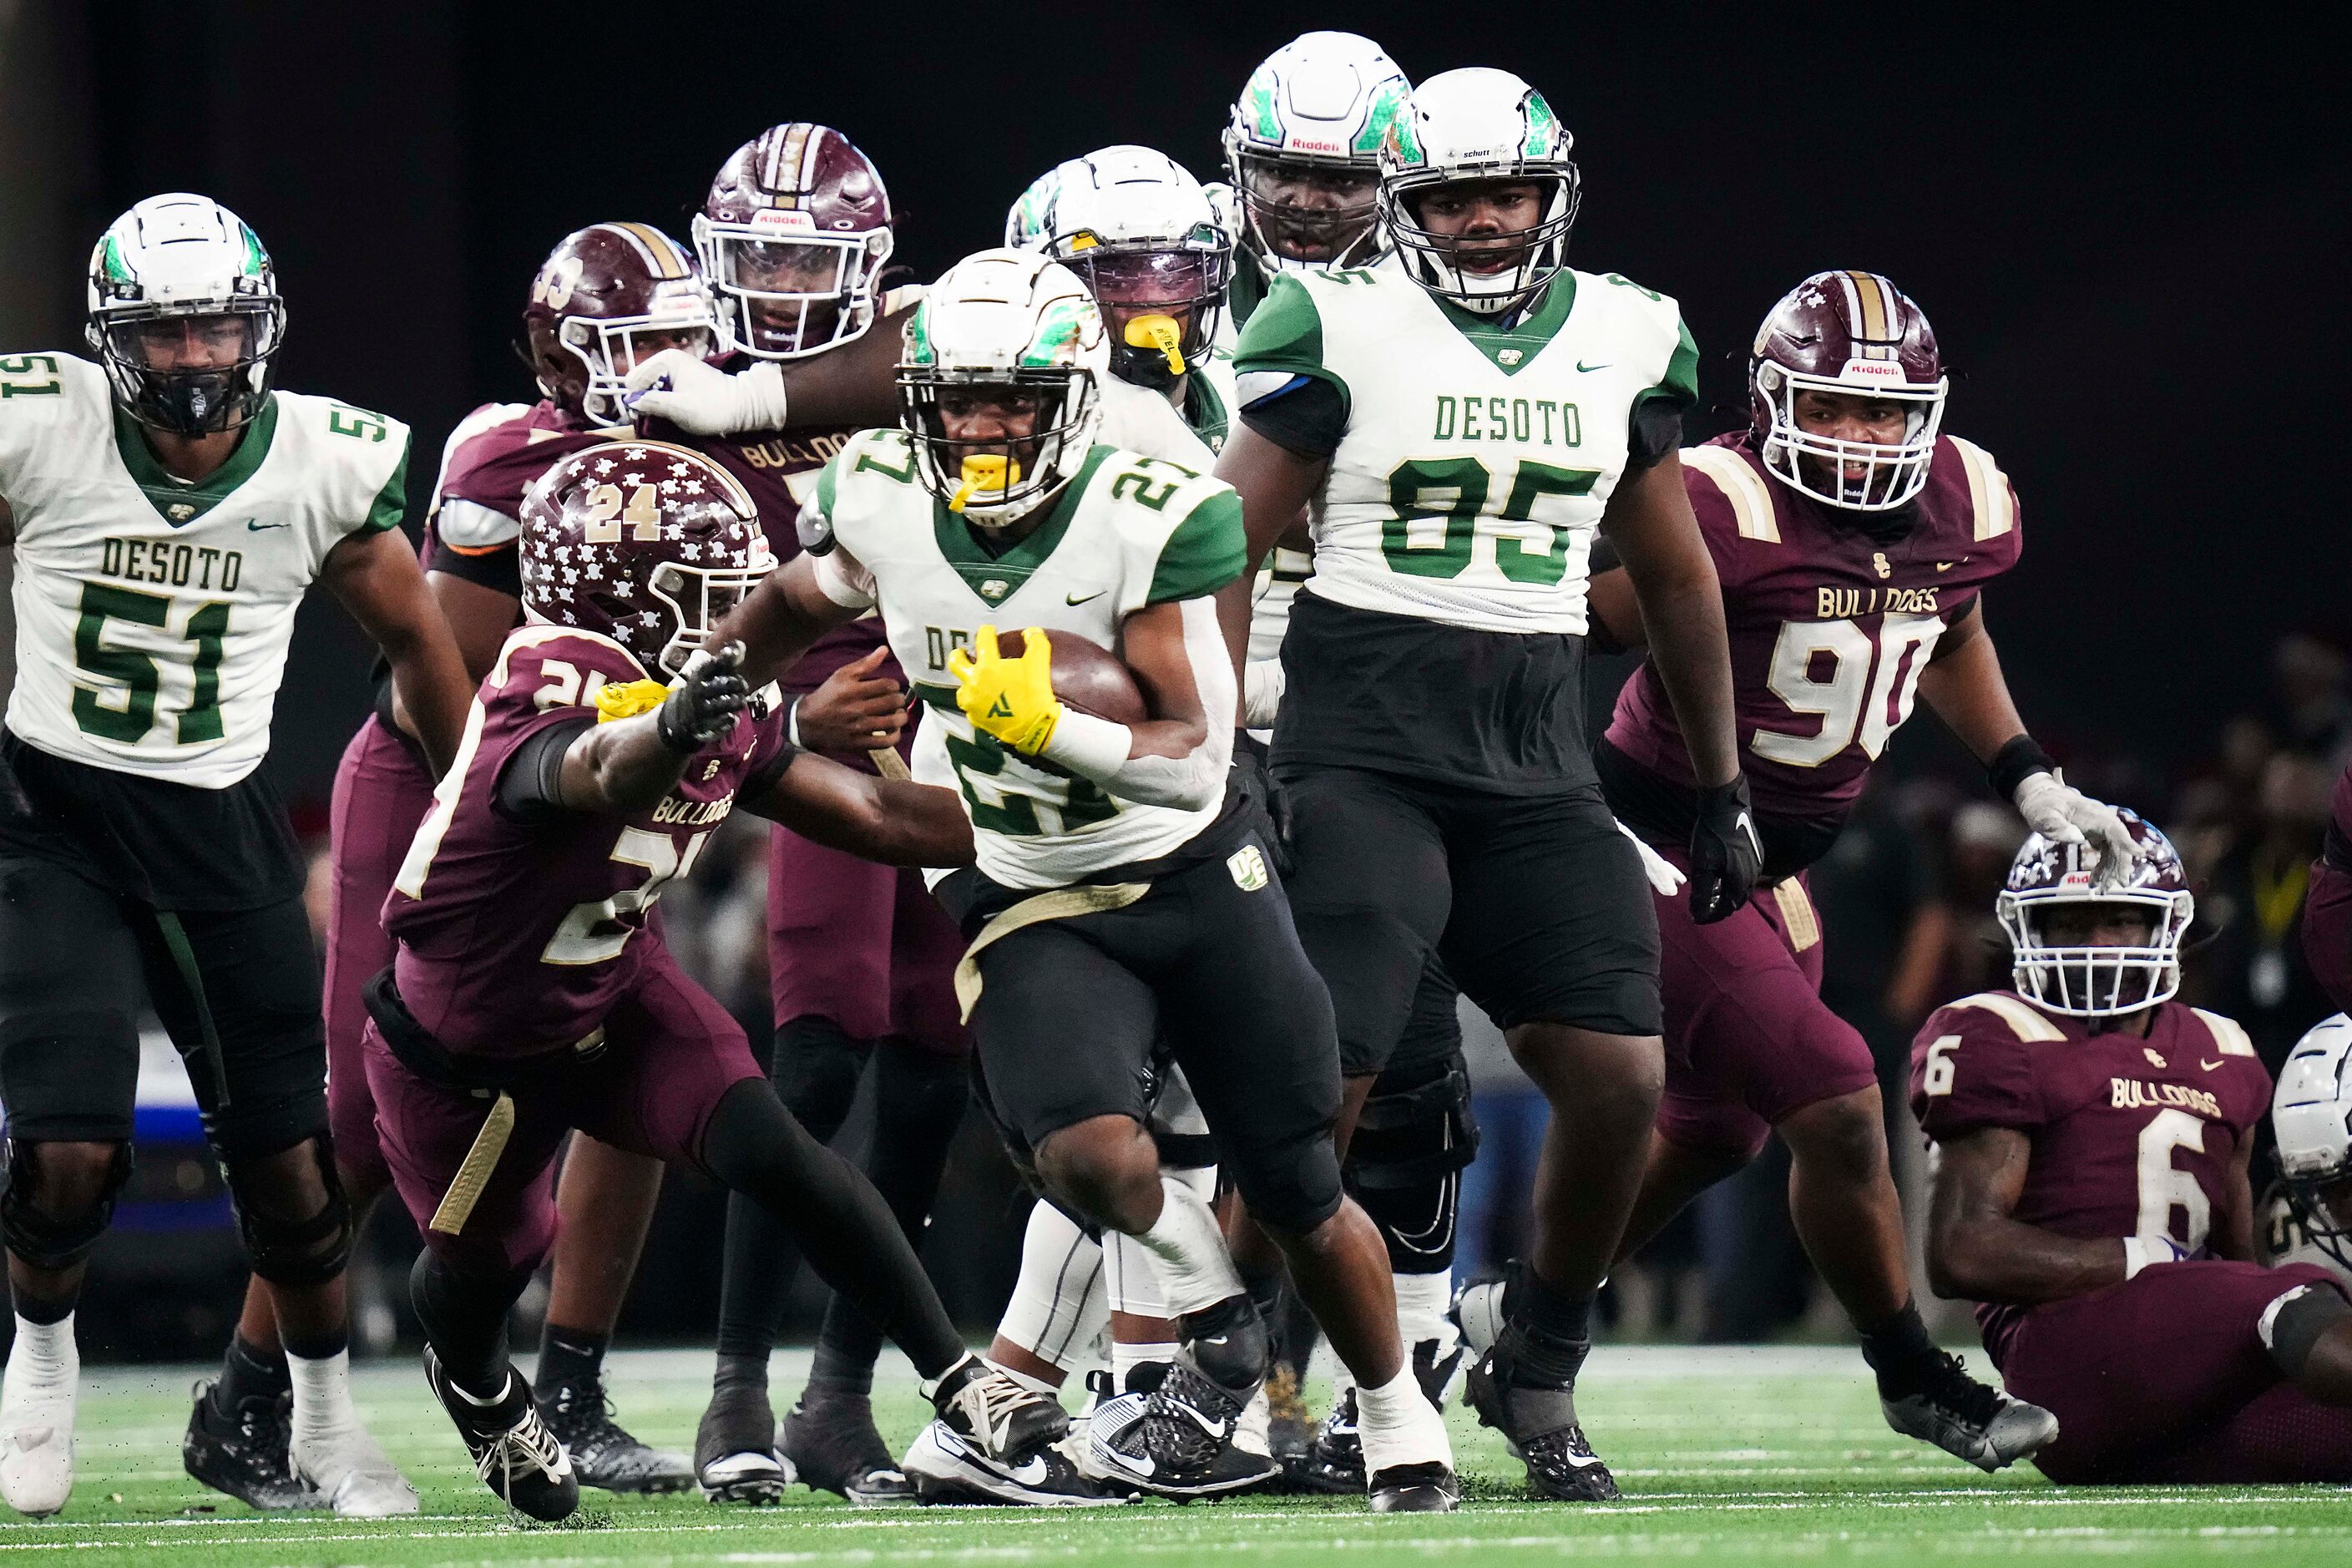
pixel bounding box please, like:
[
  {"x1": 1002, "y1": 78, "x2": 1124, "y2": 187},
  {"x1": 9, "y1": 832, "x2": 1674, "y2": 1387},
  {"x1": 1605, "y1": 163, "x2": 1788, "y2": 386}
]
[
  {"x1": 1563, "y1": 272, "x2": 2132, "y2": 1469},
  {"x1": 1217, "y1": 68, "x2": 1751, "y2": 1500},
  {"x1": 2305, "y1": 761, "x2": 2352, "y2": 1014},
  {"x1": 367, "y1": 439, "x2": 1068, "y2": 1522},
  {"x1": 714, "y1": 250, "x2": 1459, "y2": 1512},
  {"x1": 0, "y1": 195, "x2": 475, "y2": 1518},
  {"x1": 2265, "y1": 1014, "x2": 2352, "y2": 1282},
  {"x1": 1912, "y1": 818, "x2": 2352, "y2": 1483},
  {"x1": 186, "y1": 221, "x2": 712, "y2": 1510}
]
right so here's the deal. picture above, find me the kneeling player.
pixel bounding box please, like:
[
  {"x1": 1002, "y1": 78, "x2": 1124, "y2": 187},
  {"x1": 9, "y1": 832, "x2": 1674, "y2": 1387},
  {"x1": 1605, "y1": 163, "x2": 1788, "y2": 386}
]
[
  {"x1": 716, "y1": 250, "x2": 1457, "y2": 1512},
  {"x1": 368, "y1": 441, "x2": 1064, "y2": 1520},
  {"x1": 1914, "y1": 817, "x2": 2352, "y2": 1485}
]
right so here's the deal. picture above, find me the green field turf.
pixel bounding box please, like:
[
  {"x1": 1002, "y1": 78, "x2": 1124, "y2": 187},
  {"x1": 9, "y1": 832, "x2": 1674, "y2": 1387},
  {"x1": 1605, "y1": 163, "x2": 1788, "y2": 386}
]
[{"x1": 4, "y1": 1346, "x2": 2344, "y2": 1565}]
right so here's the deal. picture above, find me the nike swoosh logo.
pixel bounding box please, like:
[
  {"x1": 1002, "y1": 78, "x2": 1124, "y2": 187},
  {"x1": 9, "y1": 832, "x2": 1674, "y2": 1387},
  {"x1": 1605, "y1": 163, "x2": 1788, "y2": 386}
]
[
  {"x1": 1169, "y1": 1403, "x2": 1229, "y2": 1441},
  {"x1": 1935, "y1": 560, "x2": 1958, "y2": 572},
  {"x1": 1009, "y1": 1456, "x2": 1049, "y2": 1485},
  {"x1": 1065, "y1": 590, "x2": 1105, "y2": 606},
  {"x1": 1576, "y1": 360, "x2": 1611, "y2": 372},
  {"x1": 247, "y1": 519, "x2": 291, "y2": 531},
  {"x1": 2201, "y1": 1059, "x2": 2223, "y2": 1072},
  {"x1": 1734, "y1": 811, "x2": 1762, "y2": 857}
]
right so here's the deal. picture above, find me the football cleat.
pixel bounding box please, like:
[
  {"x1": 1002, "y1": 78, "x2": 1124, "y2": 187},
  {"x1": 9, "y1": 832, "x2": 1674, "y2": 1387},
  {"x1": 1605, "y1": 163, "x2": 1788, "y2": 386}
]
[
  {"x1": 1880, "y1": 1350, "x2": 2060, "y2": 1472},
  {"x1": 781, "y1": 1396, "x2": 916, "y2": 1505},
  {"x1": 0, "y1": 1363, "x2": 75, "y2": 1519},
  {"x1": 1368, "y1": 1459, "x2": 1461, "y2": 1513},
  {"x1": 1086, "y1": 1363, "x2": 1279, "y2": 1499},
  {"x1": 694, "y1": 1381, "x2": 792, "y2": 1505},
  {"x1": 1282, "y1": 1386, "x2": 1363, "y2": 1495},
  {"x1": 928, "y1": 1354, "x2": 1069, "y2": 1465},
  {"x1": 424, "y1": 1350, "x2": 578, "y2": 1522},
  {"x1": 539, "y1": 1374, "x2": 692, "y2": 1495},
  {"x1": 182, "y1": 1379, "x2": 318, "y2": 1510},
  {"x1": 291, "y1": 1421, "x2": 418, "y2": 1519},
  {"x1": 1465, "y1": 1336, "x2": 1619, "y2": 1502},
  {"x1": 902, "y1": 1418, "x2": 1127, "y2": 1506}
]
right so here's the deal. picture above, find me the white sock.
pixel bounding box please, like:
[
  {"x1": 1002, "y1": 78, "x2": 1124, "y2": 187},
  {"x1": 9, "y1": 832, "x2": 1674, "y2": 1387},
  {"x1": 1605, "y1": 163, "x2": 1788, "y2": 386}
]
[
  {"x1": 996, "y1": 1201, "x2": 1106, "y2": 1377},
  {"x1": 1355, "y1": 1364, "x2": 1454, "y2": 1477},
  {"x1": 1109, "y1": 1338, "x2": 1178, "y2": 1392},
  {"x1": 287, "y1": 1348, "x2": 362, "y2": 1450},
  {"x1": 1131, "y1": 1175, "x2": 1243, "y2": 1318},
  {"x1": 3, "y1": 1313, "x2": 77, "y2": 1402},
  {"x1": 1393, "y1": 1270, "x2": 1459, "y2": 1358}
]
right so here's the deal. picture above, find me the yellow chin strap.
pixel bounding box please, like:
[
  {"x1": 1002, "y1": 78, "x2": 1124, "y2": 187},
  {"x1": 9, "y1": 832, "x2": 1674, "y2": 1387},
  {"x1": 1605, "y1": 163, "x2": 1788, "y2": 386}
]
[
  {"x1": 1125, "y1": 313, "x2": 1186, "y2": 377},
  {"x1": 949, "y1": 454, "x2": 1020, "y2": 513}
]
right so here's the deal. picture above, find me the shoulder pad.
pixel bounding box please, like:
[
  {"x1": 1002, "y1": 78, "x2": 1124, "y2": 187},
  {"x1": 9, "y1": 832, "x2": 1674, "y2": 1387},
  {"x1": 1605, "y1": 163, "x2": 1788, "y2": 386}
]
[
  {"x1": 1942, "y1": 991, "x2": 2068, "y2": 1042},
  {"x1": 1944, "y1": 436, "x2": 2018, "y2": 543},
  {"x1": 2190, "y1": 1007, "x2": 2259, "y2": 1058},
  {"x1": 1680, "y1": 443, "x2": 1779, "y2": 544},
  {"x1": 487, "y1": 625, "x2": 652, "y2": 700}
]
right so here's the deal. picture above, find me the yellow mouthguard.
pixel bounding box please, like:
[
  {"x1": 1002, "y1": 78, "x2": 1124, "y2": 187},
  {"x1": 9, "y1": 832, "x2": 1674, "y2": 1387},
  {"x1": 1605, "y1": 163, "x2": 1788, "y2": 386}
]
[
  {"x1": 949, "y1": 454, "x2": 1020, "y2": 513},
  {"x1": 1125, "y1": 313, "x2": 1186, "y2": 377},
  {"x1": 595, "y1": 678, "x2": 670, "y2": 722}
]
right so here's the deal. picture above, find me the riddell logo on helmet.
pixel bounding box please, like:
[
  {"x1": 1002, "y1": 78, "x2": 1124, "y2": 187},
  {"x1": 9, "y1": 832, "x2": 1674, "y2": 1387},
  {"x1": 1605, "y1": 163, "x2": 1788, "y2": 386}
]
[
  {"x1": 749, "y1": 209, "x2": 819, "y2": 233},
  {"x1": 1284, "y1": 134, "x2": 1346, "y2": 154},
  {"x1": 1839, "y1": 358, "x2": 1907, "y2": 382}
]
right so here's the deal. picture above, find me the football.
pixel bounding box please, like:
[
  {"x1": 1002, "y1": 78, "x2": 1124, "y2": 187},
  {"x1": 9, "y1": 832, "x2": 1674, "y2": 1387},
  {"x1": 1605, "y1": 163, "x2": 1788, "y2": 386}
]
[{"x1": 994, "y1": 626, "x2": 1148, "y2": 726}]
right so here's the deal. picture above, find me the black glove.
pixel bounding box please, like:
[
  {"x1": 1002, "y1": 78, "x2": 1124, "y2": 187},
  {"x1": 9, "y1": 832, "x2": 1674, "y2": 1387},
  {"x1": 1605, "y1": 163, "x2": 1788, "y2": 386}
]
[
  {"x1": 1687, "y1": 775, "x2": 1763, "y2": 925},
  {"x1": 656, "y1": 641, "x2": 751, "y2": 754}
]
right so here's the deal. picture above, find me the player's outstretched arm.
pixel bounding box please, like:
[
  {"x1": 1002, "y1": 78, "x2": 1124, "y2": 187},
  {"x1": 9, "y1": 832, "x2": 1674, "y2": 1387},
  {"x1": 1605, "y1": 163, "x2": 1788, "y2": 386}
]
[
  {"x1": 712, "y1": 552, "x2": 867, "y2": 690},
  {"x1": 321, "y1": 525, "x2": 475, "y2": 776},
  {"x1": 623, "y1": 301, "x2": 913, "y2": 436},
  {"x1": 1212, "y1": 425, "x2": 1328, "y2": 675},
  {"x1": 741, "y1": 751, "x2": 974, "y2": 869},
  {"x1": 519, "y1": 645, "x2": 751, "y2": 816},
  {"x1": 1925, "y1": 1125, "x2": 2135, "y2": 1304}
]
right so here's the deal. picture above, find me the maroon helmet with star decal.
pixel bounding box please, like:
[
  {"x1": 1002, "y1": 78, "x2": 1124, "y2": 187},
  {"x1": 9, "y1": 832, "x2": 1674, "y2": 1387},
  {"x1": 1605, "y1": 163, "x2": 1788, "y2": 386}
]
[
  {"x1": 693, "y1": 123, "x2": 894, "y2": 360},
  {"x1": 517, "y1": 439, "x2": 773, "y2": 674},
  {"x1": 522, "y1": 223, "x2": 718, "y2": 425},
  {"x1": 1748, "y1": 270, "x2": 1948, "y2": 513}
]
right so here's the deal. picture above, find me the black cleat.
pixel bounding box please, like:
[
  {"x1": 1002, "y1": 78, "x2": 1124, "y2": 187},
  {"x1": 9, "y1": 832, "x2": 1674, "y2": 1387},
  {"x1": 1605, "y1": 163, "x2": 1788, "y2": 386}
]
[
  {"x1": 1880, "y1": 1349, "x2": 2059, "y2": 1472},
  {"x1": 1369, "y1": 1459, "x2": 1460, "y2": 1513},
  {"x1": 182, "y1": 1378, "x2": 318, "y2": 1511},
  {"x1": 695, "y1": 1381, "x2": 792, "y2": 1505},
  {"x1": 902, "y1": 1419, "x2": 1127, "y2": 1506},
  {"x1": 1465, "y1": 1335, "x2": 1619, "y2": 1502},
  {"x1": 928, "y1": 1354, "x2": 1069, "y2": 1466},
  {"x1": 425, "y1": 1351, "x2": 579, "y2": 1521},
  {"x1": 1282, "y1": 1385, "x2": 1364, "y2": 1495},
  {"x1": 782, "y1": 1396, "x2": 915, "y2": 1505},
  {"x1": 538, "y1": 1373, "x2": 692, "y2": 1495}
]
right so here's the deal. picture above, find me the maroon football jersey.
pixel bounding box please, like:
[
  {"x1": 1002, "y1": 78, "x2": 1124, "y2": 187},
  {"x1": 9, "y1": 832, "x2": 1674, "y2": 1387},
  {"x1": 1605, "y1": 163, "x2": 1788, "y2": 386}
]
[
  {"x1": 383, "y1": 625, "x2": 790, "y2": 1059},
  {"x1": 1907, "y1": 990, "x2": 2272, "y2": 1363},
  {"x1": 422, "y1": 400, "x2": 608, "y2": 574},
  {"x1": 1607, "y1": 432, "x2": 2025, "y2": 837},
  {"x1": 2329, "y1": 760, "x2": 2352, "y2": 869}
]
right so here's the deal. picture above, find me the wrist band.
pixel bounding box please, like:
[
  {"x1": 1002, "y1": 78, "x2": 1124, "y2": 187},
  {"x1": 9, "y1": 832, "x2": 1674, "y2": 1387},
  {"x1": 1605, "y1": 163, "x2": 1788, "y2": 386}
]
[
  {"x1": 1988, "y1": 733, "x2": 2058, "y2": 802},
  {"x1": 2121, "y1": 1236, "x2": 2153, "y2": 1279},
  {"x1": 785, "y1": 695, "x2": 803, "y2": 749}
]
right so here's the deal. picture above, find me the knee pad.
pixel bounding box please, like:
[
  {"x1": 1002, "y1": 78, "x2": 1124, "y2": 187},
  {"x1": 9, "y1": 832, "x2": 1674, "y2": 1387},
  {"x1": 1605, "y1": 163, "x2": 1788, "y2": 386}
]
[
  {"x1": 1348, "y1": 1056, "x2": 1478, "y2": 1272},
  {"x1": 226, "y1": 1134, "x2": 353, "y2": 1288},
  {"x1": 2261, "y1": 1281, "x2": 2352, "y2": 1379},
  {"x1": 773, "y1": 1016, "x2": 869, "y2": 1142},
  {"x1": 0, "y1": 1139, "x2": 131, "y2": 1271},
  {"x1": 1230, "y1": 1128, "x2": 1345, "y2": 1238}
]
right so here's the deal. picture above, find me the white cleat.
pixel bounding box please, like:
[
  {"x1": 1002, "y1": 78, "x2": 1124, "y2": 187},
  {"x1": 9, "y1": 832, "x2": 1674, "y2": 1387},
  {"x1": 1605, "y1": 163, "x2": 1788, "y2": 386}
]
[
  {"x1": 0, "y1": 1378, "x2": 75, "y2": 1517},
  {"x1": 295, "y1": 1428, "x2": 420, "y2": 1517}
]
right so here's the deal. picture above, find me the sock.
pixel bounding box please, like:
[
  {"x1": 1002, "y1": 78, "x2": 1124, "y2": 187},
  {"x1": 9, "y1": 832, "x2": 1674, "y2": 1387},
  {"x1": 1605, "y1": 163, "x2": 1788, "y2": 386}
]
[
  {"x1": 216, "y1": 1333, "x2": 291, "y2": 1409},
  {"x1": 807, "y1": 1333, "x2": 877, "y2": 1404},
  {"x1": 714, "y1": 1351, "x2": 769, "y2": 1393},
  {"x1": 1355, "y1": 1363, "x2": 1454, "y2": 1478},
  {"x1": 1393, "y1": 1270, "x2": 1456, "y2": 1352},
  {"x1": 1110, "y1": 1338, "x2": 1179, "y2": 1392},
  {"x1": 3, "y1": 1312, "x2": 77, "y2": 1399},
  {"x1": 1858, "y1": 1299, "x2": 1940, "y2": 1393},
  {"x1": 411, "y1": 1251, "x2": 529, "y2": 1399},
  {"x1": 1132, "y1": 1175, "x2": 1244, "y2": 1318},
  {"x1": 280, "y1": 1323, "x2": 348, "y2": 1363},
  {"x1": 1501, "y1": 1265, "x2": 1596, "y2": 1385},
  {"x1": 286, "y1": 1348, "x2": 363, "y2": 1456},
  {"x1": 534, "y1": 1324, "x2": 608, "y2": 1397}
]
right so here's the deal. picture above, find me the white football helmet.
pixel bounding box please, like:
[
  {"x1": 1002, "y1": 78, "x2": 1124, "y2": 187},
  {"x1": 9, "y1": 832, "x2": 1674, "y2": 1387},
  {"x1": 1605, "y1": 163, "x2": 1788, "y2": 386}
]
[
  {"x1": 2274, "y1": 1014, "x2": 2352, "y2": 1277},
  {"x1": 1995, "y1": 811, "x2": 2194, "y2": 1018},
  {"x1": 85, "y1": 193, "x2": 286, "y2": 436},
  {"x1": 1222, "y1": 31, "x2": 1409, "y2": 273},
  {"x1": 898, "y1": 249, "x2": 1106, "y2": 528},
  {"x1": 1004, "y1": 146, "x2": 1230, "y2": 390},
  {"x1": 1379, "y1": 68, "x2": 1578, "y2": 317}
]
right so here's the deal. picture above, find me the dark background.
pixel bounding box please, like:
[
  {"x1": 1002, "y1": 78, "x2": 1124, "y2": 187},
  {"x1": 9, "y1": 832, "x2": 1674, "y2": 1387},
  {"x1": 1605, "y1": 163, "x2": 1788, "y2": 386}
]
[{"x1": 3, "y1": 3, "x2": 2344, "y2": 801}]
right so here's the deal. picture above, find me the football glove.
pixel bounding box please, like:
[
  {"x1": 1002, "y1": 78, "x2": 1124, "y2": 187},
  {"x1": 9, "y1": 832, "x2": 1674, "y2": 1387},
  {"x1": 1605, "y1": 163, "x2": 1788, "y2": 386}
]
[
  {"x1": 2013, "y1": 771, "x2": 2138, "y2": 890},
  {"x1": 948, "y1": 625, "x2": 1062, "y2": 756},
  {"x1": 2121, "y1": 1233, "x2": 2203, "y2": 1278},
  {"x1": 656, "y1": 642, "x2": 751, "y2": 754},
  {"x1": 622, "y1": 351, "x2": 789, "y2": 436},
  {"x1": 1687, "y1": 776, "x2": 1764, "y2": 925},
  {"x1": 1615, "y1": 821, "x2": 1687, "y2": 898}
]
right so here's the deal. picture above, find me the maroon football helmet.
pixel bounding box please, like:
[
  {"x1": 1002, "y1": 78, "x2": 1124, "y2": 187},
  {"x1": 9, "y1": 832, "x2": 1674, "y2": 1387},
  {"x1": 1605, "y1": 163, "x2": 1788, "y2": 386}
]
[
  {"x1": 524, "y1": 224, "x2": 717, "y2": 426},
  {"x1": 1748, "y1": 271, "x2": 1948, "y2": 513},
  {"x1": 518, "y1": 439, "x2": 773, "y2": 675},
  {"x1": 694, "y1": 124, "x2": 894, "y2": 360},
  {"x1": 1997, "y1": 810, "x2": 2193, "y2": 1018}
]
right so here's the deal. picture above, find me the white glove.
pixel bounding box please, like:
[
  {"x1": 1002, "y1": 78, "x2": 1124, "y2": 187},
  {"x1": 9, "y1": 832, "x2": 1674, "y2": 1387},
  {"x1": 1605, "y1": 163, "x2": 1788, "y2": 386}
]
[
  {"x1": 1617, "y1": 819, "x2": 1687, "y2": 897},
  {"x1": 2013, "y1": 769, "x2": 2137, "y2": 889},
  {"x1": 2121, "y1": 1233, "x2": 2197, "y2": 1278},
  {"x1": 622, "y1": 351, "x2": 789, "y2": 436}
]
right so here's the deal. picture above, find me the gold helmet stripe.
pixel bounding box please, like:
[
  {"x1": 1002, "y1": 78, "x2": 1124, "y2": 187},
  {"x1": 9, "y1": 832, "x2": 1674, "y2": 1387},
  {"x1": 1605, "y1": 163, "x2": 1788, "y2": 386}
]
[
  {"x1": 1682, "y1": 444, "x2": 1779, "y2": 544},
  {"x1": 1843, "y1": 268, "x2": 1895, "y2": 351},
  {"x1": 607, "y1": 222, "x2": 688, "y2": 280}
]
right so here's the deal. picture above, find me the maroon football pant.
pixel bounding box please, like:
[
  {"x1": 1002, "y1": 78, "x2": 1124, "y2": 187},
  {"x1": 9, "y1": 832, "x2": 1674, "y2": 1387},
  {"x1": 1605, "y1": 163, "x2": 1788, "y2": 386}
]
[
  {"x1": 324, "y1": 715, "x2": 438, "y2": 1192},
  {"x1": 766, "y1": 822, "x2": 966, "y2": 1054},
  {"x1": 1651, "y1": 858, "x2": 1878, "y2": 1161},
  {"x1": 1999, "y1": 1260, "x2": 2352, "y2": 1484},
  {"x1": 367, "y1": 945, "x2": 761, "y2": 1278},
  {"x1": 2305, "y1": 859, "x2": 2352, "y2": 1016}
]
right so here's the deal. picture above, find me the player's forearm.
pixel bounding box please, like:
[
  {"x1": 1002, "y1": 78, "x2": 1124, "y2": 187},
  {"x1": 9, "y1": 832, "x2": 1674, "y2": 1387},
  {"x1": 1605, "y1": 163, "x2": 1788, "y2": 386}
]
[
  {"x1": 1636, "y1": 571, "x2": 1741, "y2": 789},
  {"x1": 1929, "y1": 1216, "x2": 2126, "y2": 1305},
  {"x1": 556, "y1": 716, "x2": 691, "y2": 814},
  {"x1": 1037, "y1": 600, "x2": 1233, "y2": 810},
  {"x1": 1919, "y1": 612, "x2": 2029, "y2": 766},
  {"x1": 773, "y1": 302, "x2": 910, "y2": 427},
  {"x1": 383, "y1": 622, "x2": 474, "y2": 776},
  {"x1": 749, "y1": 759, "x2": 974, "y2": 867}
]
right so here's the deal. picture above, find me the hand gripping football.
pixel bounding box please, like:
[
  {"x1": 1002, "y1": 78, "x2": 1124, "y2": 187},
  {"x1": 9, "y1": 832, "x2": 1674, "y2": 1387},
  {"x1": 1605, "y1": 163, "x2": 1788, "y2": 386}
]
[{"x1": 993, "y1": 627, "x2": 1146, "y2": 726}]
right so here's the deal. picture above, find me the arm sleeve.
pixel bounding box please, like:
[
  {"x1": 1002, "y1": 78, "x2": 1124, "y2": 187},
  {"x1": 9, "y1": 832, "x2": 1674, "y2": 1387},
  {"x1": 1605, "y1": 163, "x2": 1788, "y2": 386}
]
[
  {"x1": 1232, "y1": 275, "x2": 1351, "y2": 459},
  {"x1": 493, "y1": 716, "x2": 594, "y2": 822},
  {"x1": 1237, "y1": 376, "x2": 1349, "y2": 459},
  {"x1": 812, "y1": 542, "x2": 878, "y2": 609},
  {"x1": 422, "y1": 518, "x2": 523, "y2": 596}
]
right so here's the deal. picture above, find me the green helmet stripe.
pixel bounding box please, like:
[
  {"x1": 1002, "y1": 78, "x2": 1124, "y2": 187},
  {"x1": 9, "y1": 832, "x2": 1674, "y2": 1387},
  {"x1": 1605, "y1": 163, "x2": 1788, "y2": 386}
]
[
  {"x1": 1352, "y1": 77, "x2": 1409, "y2": 156},
  {"x1": 102, "y1": 234, "x2": 133, "y2": 284},
  {"x1": 1523, "y1": 91, "x2": 1560, "y2": 159},
  {"x1": 1022, "y1": 299, "x2": 1082, "y2": 367},
  {"x1": 240, "y1": 223, "x2": 268, "y2": 276},
  {"x1": 1248, "y1": 70, "x2": 1282, "y2": 142}
]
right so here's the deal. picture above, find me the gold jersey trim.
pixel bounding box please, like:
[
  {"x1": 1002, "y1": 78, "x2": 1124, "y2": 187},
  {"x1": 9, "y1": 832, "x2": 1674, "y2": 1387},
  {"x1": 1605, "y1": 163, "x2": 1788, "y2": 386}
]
[
  {"x1": 1947, "y1": 435, "x2": 2016, "y2": 541},
  {"x1": 1950, "y1": 991, "x2": 2067, "y2": 1042},
  {"x1": 1682, "y1": 444, "x2": 1779, "y2": 543},
  {"x1": 2192, "y1": 1008, "x2": 2258, "y2": 1057}
]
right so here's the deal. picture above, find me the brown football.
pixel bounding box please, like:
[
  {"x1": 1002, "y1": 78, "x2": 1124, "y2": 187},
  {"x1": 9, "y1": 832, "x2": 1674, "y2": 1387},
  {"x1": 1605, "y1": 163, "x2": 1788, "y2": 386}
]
[{"x1": 994, "y1": 627, "x2": 1147, "y2": 726}]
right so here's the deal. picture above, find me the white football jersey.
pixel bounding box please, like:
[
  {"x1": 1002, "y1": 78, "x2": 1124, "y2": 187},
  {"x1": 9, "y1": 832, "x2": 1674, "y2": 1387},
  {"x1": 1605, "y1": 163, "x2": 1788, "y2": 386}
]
[
  {"x1": 1232, "y1": 258, "x2": 1695, "y2": 635},
  {"x1": 808, "y1": 429, "x2": 1243, "y2": 891},
  {"x1": 2260, "y1": 1182, "x2": 2352, "y2": 1287},
  {"x1": 1098, "y1": 375, "x2": 1216, "y2": 472},
  {"x1": 1, "y1": 352, "x2": 409, "y2": 786}
]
